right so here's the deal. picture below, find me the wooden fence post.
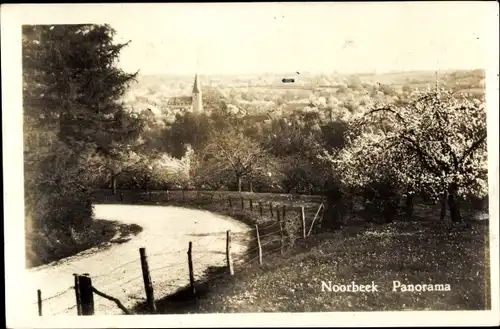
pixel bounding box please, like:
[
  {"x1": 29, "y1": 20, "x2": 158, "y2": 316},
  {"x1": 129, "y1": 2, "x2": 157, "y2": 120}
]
[
  {"x1": 279, "y1": 218, "x2": 285, "y2": 255},
  {"x1": 229, "y1": 196, "x2": 233, "y2": 209},
  {"x1": 277, "y1": 207, "x2": 281, "y2": 223},
  {"x1": 187, "y1": 242, "x2": 196, "y2": 295},
  {"x1": 269, "y1": 203, "x2": 274, "y2": 217},
  {"x1": 37, "y1": 289, "x2": 42, "y2": 316},
  {"x1": 166, "y1": 190, "x2": 170, "y2": 202},
  {"x1": 120, "y1": 192, "x2": 124, "y2": 203},
  {"x1": 301, "y1": 206, "x2": 306, "y2": 238},
  {"x1": 308, "y1": 203, "x2": 324, "y2": 236},
  {"x1": 259, "y1": 202, "x2": 263, "y2": 216},
  {"x1": 196, "y1": 190, "x2": 201, "y2": 200},
  {"x1": 240, "y1": 197, "x2": 244, "y2": 210},
  {"x1": 226, "y1": 230, "x2": 234, "y2": 275},
  {"x1": 282, "y1": 205, "x2": 286, "y2": 221},
  {"x1": 211, "y1": 193, "x2": 215, "y2": 201},
  {"x1": 250, "y1": 199, "x2": 253, "y2": 212},
  {"x1": 255, "y1": 225, "x2": 263, "y2": 265},
  {"x1": 182, "y1": 190, "x2": 186, "y2": 203},
  {"x1": 78, "y1": 275, "x2": 94, "y2": 316},
  {"x1": 139, "y1": 247, "x2": 157, "y2": 313},
  {"x1": 73, "y1": 273, "x2": 82, "y2": 316}
]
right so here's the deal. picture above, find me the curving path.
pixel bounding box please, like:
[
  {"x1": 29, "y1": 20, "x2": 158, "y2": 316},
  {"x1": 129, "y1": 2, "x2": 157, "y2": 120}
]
[{"x1": 23, "y1": 204, "x2": 252, "y2": 316}]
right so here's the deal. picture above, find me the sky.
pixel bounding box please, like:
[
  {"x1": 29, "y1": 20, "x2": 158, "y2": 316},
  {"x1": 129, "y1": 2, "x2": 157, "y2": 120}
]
[
  {"x1": 4, "y1": 2, "x2": 496, "y2": 76},
  {"x1": 102, "y1": 2, "x2": 495, "y2": 76}
]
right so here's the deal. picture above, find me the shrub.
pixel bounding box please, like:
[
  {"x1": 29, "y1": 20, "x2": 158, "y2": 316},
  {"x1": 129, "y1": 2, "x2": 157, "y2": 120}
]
[{"x1": 24, "y1": 137, "x2": 94, "y2": 267}]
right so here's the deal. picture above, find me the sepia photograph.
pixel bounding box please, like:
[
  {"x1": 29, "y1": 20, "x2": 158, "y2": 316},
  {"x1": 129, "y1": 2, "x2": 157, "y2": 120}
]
[{"x1": 2, "y1": 2, "x2": 499, "y2": 328}]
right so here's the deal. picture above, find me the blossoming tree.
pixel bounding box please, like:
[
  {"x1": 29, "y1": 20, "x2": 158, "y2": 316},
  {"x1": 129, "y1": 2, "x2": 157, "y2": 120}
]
[{"x1": 322, "y1": 87, "x2": 487, "y2": 224}]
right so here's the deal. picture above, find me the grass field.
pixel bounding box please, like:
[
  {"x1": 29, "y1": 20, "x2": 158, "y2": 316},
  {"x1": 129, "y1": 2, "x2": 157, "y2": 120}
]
[
  {"x1": 93, "y1": 188, "x2": 490, "y2": 313},
  {"x1": 148, "y1": 220, "x2": 489, "y2": 313}
]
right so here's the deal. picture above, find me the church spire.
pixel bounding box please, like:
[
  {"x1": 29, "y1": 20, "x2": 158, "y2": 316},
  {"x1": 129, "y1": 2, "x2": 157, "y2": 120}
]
[
  {"x1": 191, "y1": 73, "x2": 203, "y2": 113},
  {"x1": 192, "y1": 74, "x2": 201, "y2": 94}
]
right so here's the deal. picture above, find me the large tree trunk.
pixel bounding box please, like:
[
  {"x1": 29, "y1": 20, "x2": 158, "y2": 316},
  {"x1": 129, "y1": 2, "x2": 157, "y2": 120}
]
[
  {"x1": 322, "y1": 186, "x2": 345, "y2": 231},
  {"x1": 237, "y1": 176, "x2": 242, "y2": 193},
  {"x1": 440, "y1": 190, "x2": 448, "y2": 221},
  {"x1": 111, "y1": 175, "x2": 117, "y2": 195},
  {"x1": 405, "y1": 194, "x2": 414, "y2": 219},
  {"x1": 347, "y1": 187, "x2": 355, "y2": 213},
  {"x1": 447, "y1": 187, "x2": 462, "y2": 223}
]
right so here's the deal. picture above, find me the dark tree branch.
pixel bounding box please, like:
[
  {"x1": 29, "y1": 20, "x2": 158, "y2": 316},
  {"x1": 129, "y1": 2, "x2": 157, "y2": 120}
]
[
  {"x1": 399, "y1": 135, "x2": 444, "y2": 175},
  {"x1": 364, "y1": 106, "x2": 406, "y2": 123},
  {"x1": 432, "y1": 107, "x2": 459, "y2": 169},
  {"x1": 91, "y1": 287, "x2": 131, "y2": 315},
  {"x1": 459, "y1": 133, "x2": 487, "y2": 165}
]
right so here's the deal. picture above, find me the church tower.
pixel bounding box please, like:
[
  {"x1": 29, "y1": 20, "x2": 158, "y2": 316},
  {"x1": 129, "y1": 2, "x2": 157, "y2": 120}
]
[{"x1": 191, "y1": 74, "x2": 203, "y2": 113}]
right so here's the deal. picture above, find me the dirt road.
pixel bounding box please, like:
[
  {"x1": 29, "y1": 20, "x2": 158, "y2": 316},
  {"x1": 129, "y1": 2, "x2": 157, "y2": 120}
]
[{"x1": 23, "y1": 204, "x2": 252, "y2": 316}]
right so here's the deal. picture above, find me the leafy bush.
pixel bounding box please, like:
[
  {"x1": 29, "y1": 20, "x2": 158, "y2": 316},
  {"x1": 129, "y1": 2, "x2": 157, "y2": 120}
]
[{"x1": 24, "y1": 136, "x2": 95, "y2": 266}]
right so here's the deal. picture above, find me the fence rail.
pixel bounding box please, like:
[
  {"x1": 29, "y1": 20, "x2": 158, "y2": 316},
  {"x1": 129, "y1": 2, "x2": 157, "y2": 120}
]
[{"x1": 33, "y1": 191, "x2": 325, "y2": 316}]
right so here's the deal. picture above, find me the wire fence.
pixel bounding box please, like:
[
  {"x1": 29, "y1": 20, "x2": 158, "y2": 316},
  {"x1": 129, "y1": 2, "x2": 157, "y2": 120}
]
[
  {"x1": 94, "y1": 188, "x2": 325, "y2": 209},
  {"x1": 53, "y1": 304, "x2": 77, "y2": 315},
  {"x1": 31, "y1": 286, "x2": 74, "y2": 305},
  {"x1": 32, "y1": 190, "x2": 325, "y2": 316}
]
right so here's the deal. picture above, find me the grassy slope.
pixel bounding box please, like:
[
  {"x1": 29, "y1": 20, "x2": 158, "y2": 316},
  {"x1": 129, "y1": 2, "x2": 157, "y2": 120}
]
[
  {"x1": 183, "y1": 221, "x2": 489, "y2": 312},
  {"x1": 94, "y1": 189, "x2": 490, "y2": 312}
]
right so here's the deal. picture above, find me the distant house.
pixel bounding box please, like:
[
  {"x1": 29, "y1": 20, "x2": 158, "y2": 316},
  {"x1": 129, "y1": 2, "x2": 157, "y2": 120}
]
[{"x1": 167, "y1": 95, "x2": 192, "y2": 106}]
